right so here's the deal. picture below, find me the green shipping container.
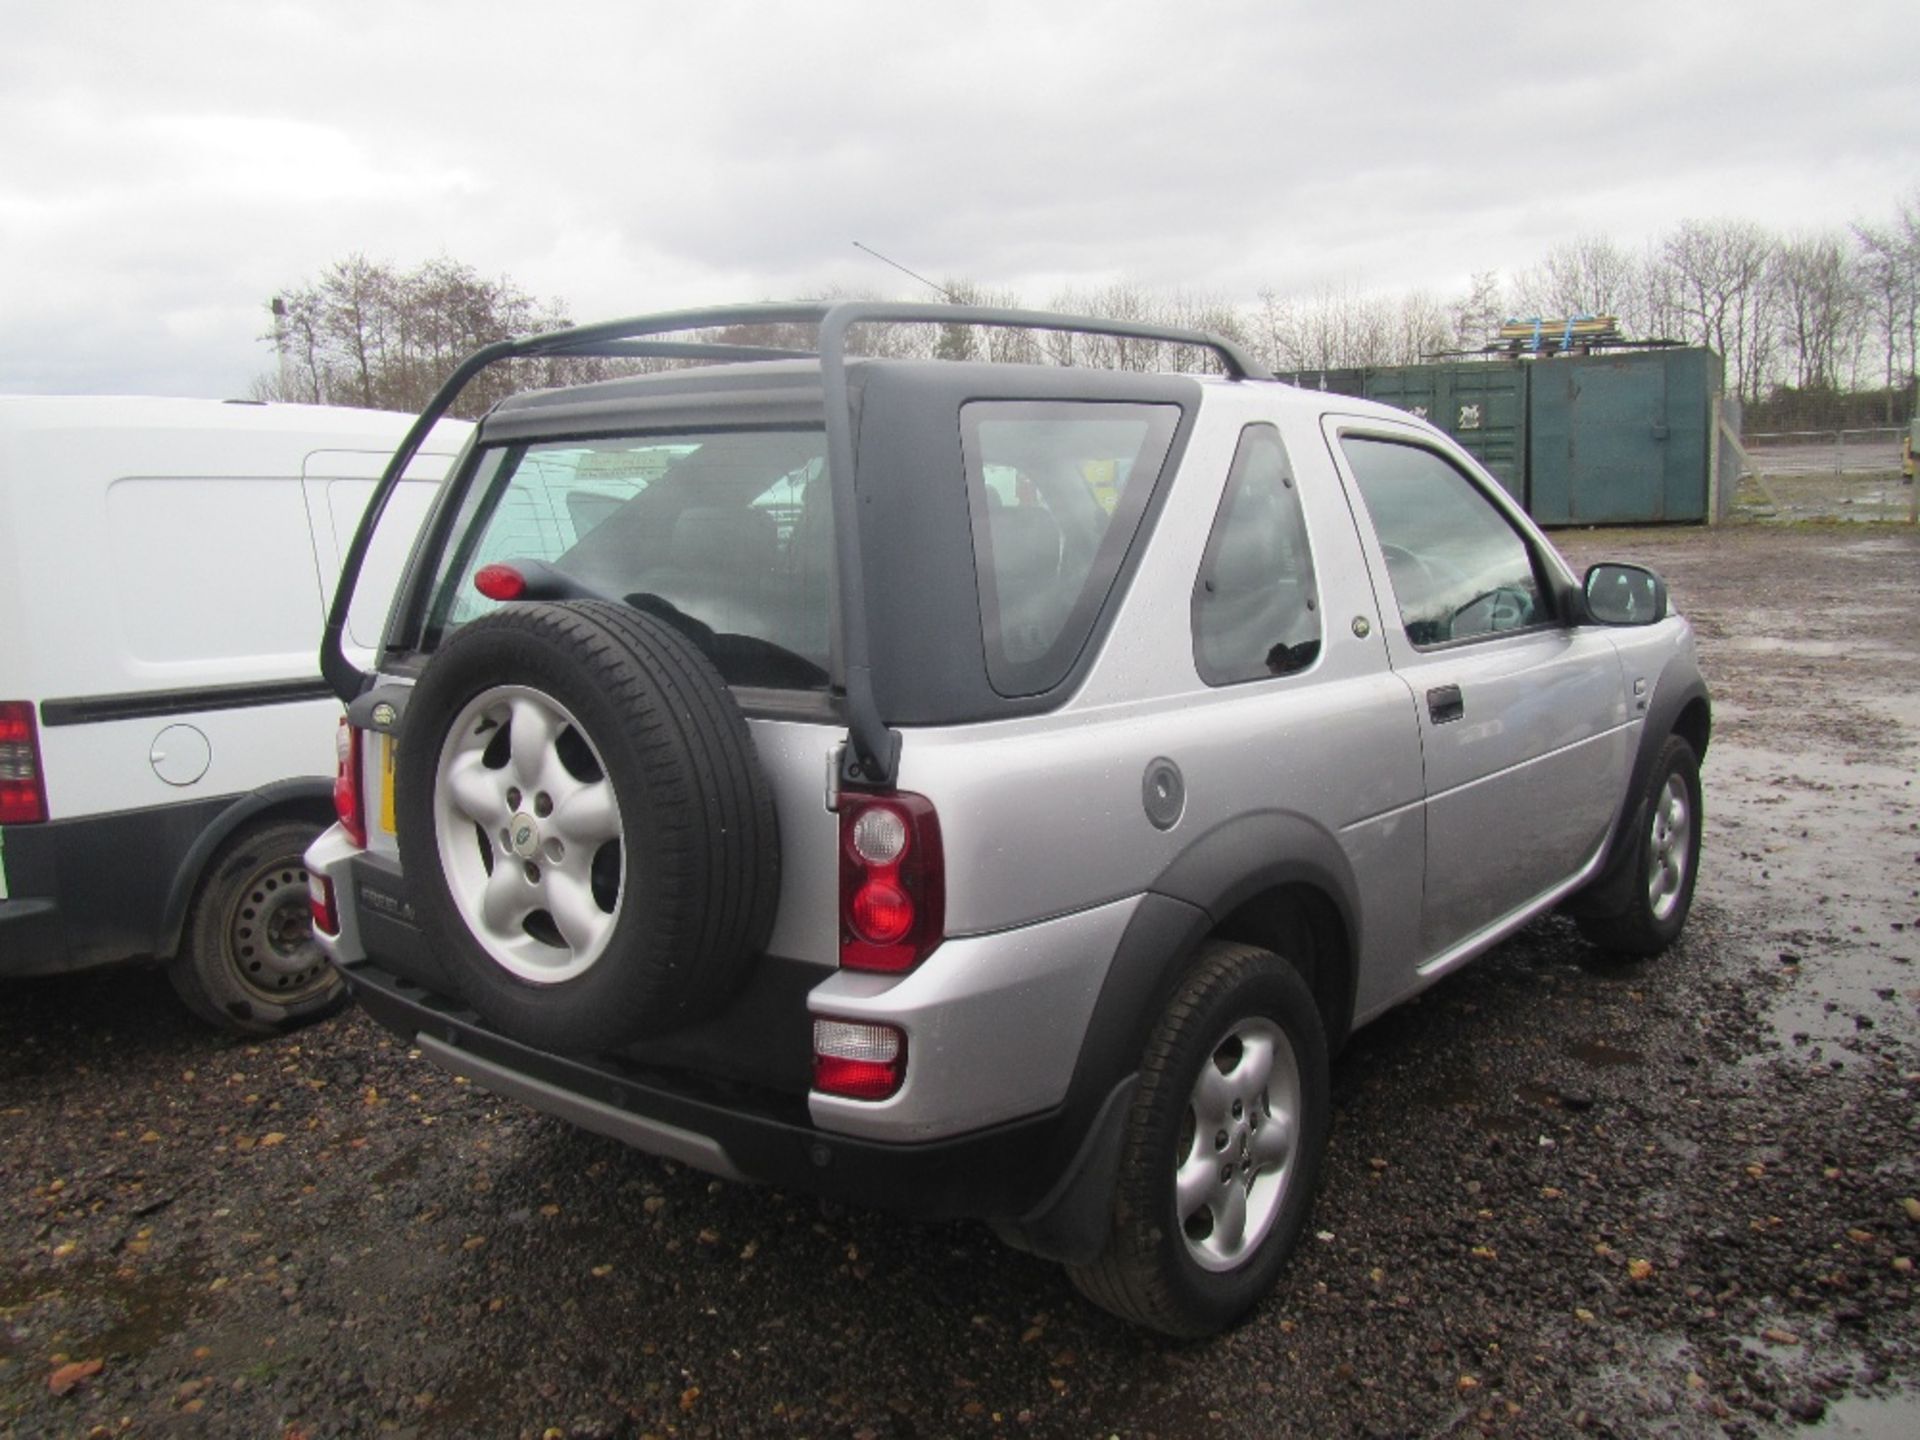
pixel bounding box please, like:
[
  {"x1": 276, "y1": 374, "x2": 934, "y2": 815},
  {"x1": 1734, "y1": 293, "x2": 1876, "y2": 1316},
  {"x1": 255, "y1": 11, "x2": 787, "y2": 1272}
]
[
  {"x1": 1274, "y1": 367, "x2": 1370, "y2": 400},
  {"x1": 1527, "y1": 349, "x2": 1720, "y2": 525},
  {"x1": 1363, "y1": 363, "x2": 1530, "y2": 504}
]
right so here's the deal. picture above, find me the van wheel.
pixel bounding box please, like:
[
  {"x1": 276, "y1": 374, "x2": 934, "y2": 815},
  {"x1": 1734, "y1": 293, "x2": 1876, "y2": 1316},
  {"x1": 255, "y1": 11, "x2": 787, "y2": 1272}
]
[
  {"x1": 395, "y1": 601, "x2": 779, "y2": 1054},
  {"x1": 1068, "y1": 941, "x2": 1329, "y2": 1337},
  {"x1": 169, "y1": 819, "x2": 345, "y2": 1035}
]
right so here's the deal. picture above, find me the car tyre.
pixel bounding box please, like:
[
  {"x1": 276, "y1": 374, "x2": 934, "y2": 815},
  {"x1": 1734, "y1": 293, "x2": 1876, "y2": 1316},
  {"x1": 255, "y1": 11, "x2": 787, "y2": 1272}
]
[
  {"x1": 169, "y1": 818, "x2": 346, "y2": 1035},
  {"x1": 1068, "y1": 939, "x2": 1329, "y2": 1337},
  {"x1": 1576, "y1": 733, "x2": 1702, "y2": 958},
  {"x1": 396, "y1": 600, "x2": 779, "y2": 1054}
]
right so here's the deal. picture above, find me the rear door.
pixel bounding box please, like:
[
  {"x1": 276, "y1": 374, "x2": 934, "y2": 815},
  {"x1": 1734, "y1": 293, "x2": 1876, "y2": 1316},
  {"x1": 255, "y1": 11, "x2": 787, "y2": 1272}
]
[{"x1": 1324, "y1": 416, "x2": 1632, "y2": 961}]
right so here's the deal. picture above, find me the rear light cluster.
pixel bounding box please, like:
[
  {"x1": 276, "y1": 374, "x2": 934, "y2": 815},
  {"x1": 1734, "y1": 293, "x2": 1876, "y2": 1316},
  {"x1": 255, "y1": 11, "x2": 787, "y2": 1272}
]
[
  {"x1": 837, "y1": 791, "x2": 944, "y2": 973},
  {"x1": 0, "y1": 701, "x2": 48, "y2": 825},
  {"x1": 812, "y1": 1018, "x2": 907, "y2": 1100},
  {"x1": 813, "y1": 790, "x2": 944, "y2": 1102},
  {"x1": 334, "y1": 718, "x2": 367, "y2": 848},
  {"x1": 309, "y1": 874, "x2": 339, "y2": 936}
]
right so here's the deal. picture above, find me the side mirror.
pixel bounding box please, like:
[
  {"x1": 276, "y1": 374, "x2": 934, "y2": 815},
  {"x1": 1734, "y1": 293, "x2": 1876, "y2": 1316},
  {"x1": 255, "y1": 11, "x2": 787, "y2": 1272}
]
[{"x1": 1583, "y1": 563, "x2": 1668, "y2": 626}]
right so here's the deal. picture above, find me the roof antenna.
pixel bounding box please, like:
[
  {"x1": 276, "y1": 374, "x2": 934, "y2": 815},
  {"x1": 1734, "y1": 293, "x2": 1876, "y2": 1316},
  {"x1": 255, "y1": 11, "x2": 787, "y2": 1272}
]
[{"x1": 852, "y1": 241, "x2": 959, "y2": 303}]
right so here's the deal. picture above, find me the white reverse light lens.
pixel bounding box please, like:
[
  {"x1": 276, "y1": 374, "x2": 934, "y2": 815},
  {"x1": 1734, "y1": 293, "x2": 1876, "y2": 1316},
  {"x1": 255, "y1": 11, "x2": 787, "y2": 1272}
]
[
  {"x1": 812, "y1": 1018, "x2": 902, "y2": 1063},
  {"x1": 850, "y1": 806, "x2": 908, "y2": 865}
]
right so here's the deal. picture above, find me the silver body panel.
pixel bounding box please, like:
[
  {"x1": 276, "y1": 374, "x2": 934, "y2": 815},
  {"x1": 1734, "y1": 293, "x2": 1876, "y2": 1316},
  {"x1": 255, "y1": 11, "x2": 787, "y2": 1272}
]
[{"x1": 808, "y1": 895, "x2": 1140, "y2": 1140}]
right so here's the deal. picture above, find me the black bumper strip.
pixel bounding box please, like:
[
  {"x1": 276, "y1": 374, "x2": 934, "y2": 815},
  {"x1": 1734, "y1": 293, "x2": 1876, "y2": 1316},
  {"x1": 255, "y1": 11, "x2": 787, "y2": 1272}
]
[
  {"x1": 415, "y1": 1034, "x2": 747, "y2": 1180},
  {"x1": 341, "y1": 959, "x2": 1080, "y2": 1223},
  {"x1": 40, "y1": 678, "x2": 335, "y2": 728}
]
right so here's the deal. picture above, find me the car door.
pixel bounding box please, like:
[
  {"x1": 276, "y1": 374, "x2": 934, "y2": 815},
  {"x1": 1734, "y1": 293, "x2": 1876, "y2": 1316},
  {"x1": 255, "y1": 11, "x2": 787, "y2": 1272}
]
[{"x1": 1324, "y1": 416, "x2": 1634, "y2": 963}]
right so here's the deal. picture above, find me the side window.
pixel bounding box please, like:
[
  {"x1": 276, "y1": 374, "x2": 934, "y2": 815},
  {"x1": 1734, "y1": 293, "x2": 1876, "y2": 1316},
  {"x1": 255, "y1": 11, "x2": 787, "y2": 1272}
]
[
  {"x1": 1191, "y1": 425, "x2": 1321, "y2": 684},
  {"x1": 962, "y1": 401, "x2": 1180, "y2": 697},
  {"x1": 1341, "y1": 436, "x2": 1545, "y2": 647}
]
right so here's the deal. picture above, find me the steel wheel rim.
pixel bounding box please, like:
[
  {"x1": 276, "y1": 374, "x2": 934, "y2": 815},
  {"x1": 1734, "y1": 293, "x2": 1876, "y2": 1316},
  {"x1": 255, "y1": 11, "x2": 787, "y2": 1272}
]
[
  {"x1": 434, "y1": 684, "x2": 625, "y2": 985},
  {"x1": 1175, "y1": 1015, "x2": 1301, "y2": 1272},
  {"x1": 1647, "y1": 772, "x2": 1691, "y2": 923},
  {"x1": 226, "y1": 857, "x2": 333, "y2": 1005}
]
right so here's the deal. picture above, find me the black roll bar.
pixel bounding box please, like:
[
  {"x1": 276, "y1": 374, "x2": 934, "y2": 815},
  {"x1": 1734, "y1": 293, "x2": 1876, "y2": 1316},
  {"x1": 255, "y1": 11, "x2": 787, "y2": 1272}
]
[{"x1": 318, "y1": 300, "x2": 1266, "y2": 787}]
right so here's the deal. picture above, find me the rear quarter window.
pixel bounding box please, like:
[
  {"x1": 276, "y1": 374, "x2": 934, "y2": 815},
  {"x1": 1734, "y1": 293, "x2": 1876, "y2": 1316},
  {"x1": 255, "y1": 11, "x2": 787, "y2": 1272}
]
[{"x1": 961, "y1": 401, "x2": 1179, "y2": 696}]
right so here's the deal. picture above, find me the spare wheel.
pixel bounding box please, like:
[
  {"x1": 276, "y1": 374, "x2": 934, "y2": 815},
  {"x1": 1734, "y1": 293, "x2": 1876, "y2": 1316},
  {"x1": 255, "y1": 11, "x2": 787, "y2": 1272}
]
[{"x1": 394, "y1": 600, "x2": 779, "y2": 1053}]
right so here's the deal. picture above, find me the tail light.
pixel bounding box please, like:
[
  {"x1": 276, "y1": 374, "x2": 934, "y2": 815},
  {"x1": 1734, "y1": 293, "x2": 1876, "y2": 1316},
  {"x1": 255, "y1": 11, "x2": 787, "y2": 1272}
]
[
  {"x1": 812, "y1": 1018, "x2": 906, "y2": 1100},
  {"x1": 0, "y1": 701, "x2": 48, "y2": 825},
  {"x1": 838, "y1": 791, "x2": 943, "y2": 973},
  {"x1": 310, "y1": 873, "x2": 339, "y2": 936},
  {"x1": 333, "y1": 718, "x2": 366, "y2": 848}
]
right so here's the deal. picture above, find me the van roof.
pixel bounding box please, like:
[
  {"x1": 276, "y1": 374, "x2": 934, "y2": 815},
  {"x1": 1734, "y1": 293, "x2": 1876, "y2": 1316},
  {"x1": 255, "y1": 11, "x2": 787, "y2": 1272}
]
[{"x1": 0, "y1": 395, "x2": 463, "y2": 441}]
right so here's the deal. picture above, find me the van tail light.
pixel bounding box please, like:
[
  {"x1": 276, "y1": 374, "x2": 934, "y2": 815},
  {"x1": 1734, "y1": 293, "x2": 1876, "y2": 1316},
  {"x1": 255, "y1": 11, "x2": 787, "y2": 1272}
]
[
  {"x1": 334, "y1": 718, "x2": 366, "y2": 849},
  {"x1": 812, "y1": 1018, "x2": 906, "y2": 1100},
  {"x1": 310, "y1": 874, "x2": 339, "y2": 936},
  {"x1": 0, "y1": 702, "x2": 49, "y2": 825},
  {"x1": 838, "y1": 791, "x2": 944, "y2": 973}
]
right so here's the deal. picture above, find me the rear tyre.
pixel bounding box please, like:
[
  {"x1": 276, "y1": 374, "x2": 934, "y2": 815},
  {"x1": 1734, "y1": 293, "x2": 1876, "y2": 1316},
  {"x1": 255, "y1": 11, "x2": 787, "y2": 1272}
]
[
  {"x1": 396, "y1": 601, "x2": 779, "y2": 1054},
  {"x1": 169, "y1": 819, "x2": 345, "y2": 1035},
  {"x1": 1068, "y1": 940, "x2": 1329, "y2": 1337},
  {"x1": 1576, "y1": 734, "x2": 1702, "y2": 958}
]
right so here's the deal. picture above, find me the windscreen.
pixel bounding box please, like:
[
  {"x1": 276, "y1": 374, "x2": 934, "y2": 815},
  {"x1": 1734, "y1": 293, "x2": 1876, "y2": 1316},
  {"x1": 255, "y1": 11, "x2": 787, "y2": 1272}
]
[{"x1": 422, "y1": 429, "x2": 832, "y2": 689}]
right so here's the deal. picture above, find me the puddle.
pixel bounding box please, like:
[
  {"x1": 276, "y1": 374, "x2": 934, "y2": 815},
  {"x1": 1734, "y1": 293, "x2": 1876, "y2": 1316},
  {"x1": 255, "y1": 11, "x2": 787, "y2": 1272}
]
[
  {"x1": 1809, "y1": 1388, "x2": 1920, "y2": 1437},
  {"x1": 1857, "y1": 692, "x2": 1920, "y2": 732},
  {"x1": 1702, "y1": 739, "x2": 1920, "y2": 1053},
  {"x1": 1721, "y1": 637, "x2": 1902, "y2": 659},
  {"x1": 1568, "y1": 1039, "x2": 1644, "y2": 1068},
  {"x1": 0, "y1": 1254, "x2": 204, "y2": 1364}
]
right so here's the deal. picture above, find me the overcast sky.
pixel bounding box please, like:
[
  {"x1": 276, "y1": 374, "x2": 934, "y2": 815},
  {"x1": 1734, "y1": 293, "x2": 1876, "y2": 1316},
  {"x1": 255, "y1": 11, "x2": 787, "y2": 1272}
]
[{"x1": 3, "y1": 1, "x2": 1914, "y2": 399}]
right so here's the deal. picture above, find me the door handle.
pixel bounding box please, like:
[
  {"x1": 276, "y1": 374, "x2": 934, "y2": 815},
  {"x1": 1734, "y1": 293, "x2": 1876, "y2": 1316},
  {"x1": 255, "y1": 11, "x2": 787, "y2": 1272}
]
[{"x1": 1427, "y1": 684, "x2": 1464, "y2": 724}]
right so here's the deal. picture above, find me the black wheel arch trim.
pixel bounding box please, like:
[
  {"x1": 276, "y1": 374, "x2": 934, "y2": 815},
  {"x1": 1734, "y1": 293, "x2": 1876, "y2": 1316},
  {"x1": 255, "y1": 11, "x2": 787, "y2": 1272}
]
[
  {"x1": 1148, "y1": 811, "x2": 1363, "y2": 1045},
  {"x1": 1027, "y1": 820, "x2": 1362, "y2": 1254},
  {"x1": 155, "y1": 780, "x2": 334, "y2": 958},
  {"x1": 1563, "y1": 648, "x2": 1710, "y2": 919}
]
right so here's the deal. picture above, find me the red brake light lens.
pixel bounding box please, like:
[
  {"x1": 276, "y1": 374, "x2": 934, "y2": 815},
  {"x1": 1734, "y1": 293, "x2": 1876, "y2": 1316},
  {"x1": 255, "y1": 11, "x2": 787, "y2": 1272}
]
[
  {"x1": 474, "y1": 564, "x2": 526, "y2": 601},
  {"x1": 0, "y1": 701, "x2": 48, "y2": 825},
  {"x1": 838, "y1": 791, "x2": 944, "y2": 973},
  {"x1": 851, "y1": 879, "x2": 913, "y2": 945},
  {"x1": 334, "y1": 718, "x2": 366, "y2": 849}
]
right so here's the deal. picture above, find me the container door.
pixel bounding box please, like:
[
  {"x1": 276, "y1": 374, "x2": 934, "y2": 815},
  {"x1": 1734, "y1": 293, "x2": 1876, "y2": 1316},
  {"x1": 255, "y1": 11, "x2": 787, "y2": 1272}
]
[{"x1": 1531, "y1": 355, "x2": 1670, "y2": 524}]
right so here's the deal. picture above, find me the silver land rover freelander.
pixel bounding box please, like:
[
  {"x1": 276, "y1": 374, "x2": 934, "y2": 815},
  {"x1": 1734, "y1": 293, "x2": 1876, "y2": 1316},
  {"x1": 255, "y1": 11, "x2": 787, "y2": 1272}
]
[{"x1": 306, "y1": 302, "x2": 1709, "y2": 1336}]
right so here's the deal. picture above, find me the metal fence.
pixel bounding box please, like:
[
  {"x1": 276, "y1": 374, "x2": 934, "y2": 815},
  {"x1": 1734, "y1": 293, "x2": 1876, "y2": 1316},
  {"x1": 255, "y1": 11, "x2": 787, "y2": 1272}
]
[{"x1": 1741, "y1": 426, "x2": 1906, "y2": 478}]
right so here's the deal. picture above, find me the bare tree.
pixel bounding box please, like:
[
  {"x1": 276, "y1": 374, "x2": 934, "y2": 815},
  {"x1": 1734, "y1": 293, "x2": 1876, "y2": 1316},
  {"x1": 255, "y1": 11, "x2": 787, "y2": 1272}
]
[
  {"x1": 1513, "y1": 235, "x2": 1641, "y2": 329},
  {"x1": 1853, "y1": 191, "x2": 1920, "y2": 420},
  {"x1": 1450, "y1": 270, "x2": 1507, "y2": 352},
  {"x1": 255, "y1": 255, "x2": 585, "y2": 417},
  {"x1": 1659, "y1": 219, "x2": 1778, "y2": 402},
  {"x1": 1772, "y1": 232, "x2": 1861, "y2": 392}
]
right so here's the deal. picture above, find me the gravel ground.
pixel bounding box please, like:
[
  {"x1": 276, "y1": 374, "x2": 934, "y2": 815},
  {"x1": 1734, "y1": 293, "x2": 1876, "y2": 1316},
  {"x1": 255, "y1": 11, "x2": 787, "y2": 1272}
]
[{"x1": 4, "y1": 522, "x2": 1919, "y2": 1440}]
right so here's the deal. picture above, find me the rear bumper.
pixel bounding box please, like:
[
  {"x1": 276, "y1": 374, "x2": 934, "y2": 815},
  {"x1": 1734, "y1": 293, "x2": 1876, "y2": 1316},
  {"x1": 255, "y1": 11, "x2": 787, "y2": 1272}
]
[
  {"x1": 307, "y1": 822, "x2": 1145, "y2": 1246},
  {"x1": 0, "y1": 800, "x2": 233, "y2": 976},
  {"x1": 339, "y1": 957, "x2": 1097, "y2": 1226},
  {"x1": 0, "y1": 897, "x2": 67, "y2": 977}
]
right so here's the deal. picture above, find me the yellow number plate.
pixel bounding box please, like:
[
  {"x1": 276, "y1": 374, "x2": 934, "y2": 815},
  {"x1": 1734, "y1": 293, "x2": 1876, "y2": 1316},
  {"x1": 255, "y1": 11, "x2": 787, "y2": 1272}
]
[{"x1": 379, "y1": 735, "x2": 398, "y2": 834}]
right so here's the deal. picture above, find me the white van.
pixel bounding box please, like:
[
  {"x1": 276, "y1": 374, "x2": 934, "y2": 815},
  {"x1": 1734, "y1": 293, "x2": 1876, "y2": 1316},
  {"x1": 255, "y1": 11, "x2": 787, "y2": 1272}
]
[{"x1": 0, "y1": 397, "x2": 472, "y2": 1031}]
